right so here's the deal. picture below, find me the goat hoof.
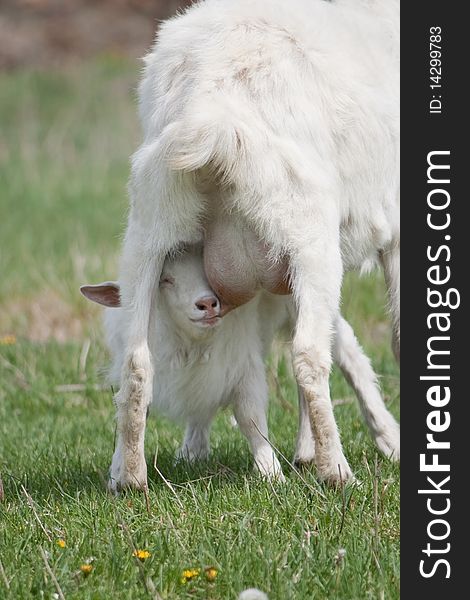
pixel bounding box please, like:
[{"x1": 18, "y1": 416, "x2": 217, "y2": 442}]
[
  {"x1": 254, "y1": 451, "x2": 285, "y2": 482},
  {"x1": 108, "y1": 448, "x2": 148, "y2": 494},
  {"x1": 108, "y1": 475, "x2": 148, "y2": 495},
  {"x1": 293, "y1": 451, "x2": 316, "y2": 468},
  {"x1": 375, "y1": 429, "x2": 400, "y2": 462},
  {"x1": 175, "y1": 445, "x2": 210, "y2": 465},
  {"x1": 316, "y1": 454, "x2": 354, "y2": 486},
  {"x1": 258, "y1": 468, "x2": 286, "y2": 483}
]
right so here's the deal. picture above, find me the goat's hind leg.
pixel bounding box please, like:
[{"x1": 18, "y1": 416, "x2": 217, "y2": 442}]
[
  {"x1": 334, "y1": 315, "x2": 400, "y2": 460},
  {"x1": 380, "y1": 241, "x2": 400, "y2": 363},
  {"x1": 109, "y1": 248, "x2": 162, "y2": 493},
  {"x1": 109, "y1": 166, "x2": 205, "y2": 493},
  {"x1": 290, "y1": 243, "x2": 354, "y2": 485},
  {"x1": 234, "y1": 180, "x2": 352, "y2": 484}
]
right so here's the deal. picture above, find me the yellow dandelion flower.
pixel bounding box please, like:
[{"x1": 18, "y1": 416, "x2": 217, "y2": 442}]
[
  {"x1": 133, "y1": 549, "x2": 151, "y2": 561},
  {"x1": 80, "y1": 564, "x2": 93, "y2": 575},
  {"x1": 0, "y1": 334, "x2": 16, "y2": 346},
  {"x1": 181, "y1": 568, "x2": 201, "y2": 584},
  {"x1": 205, "y1": 567, "x2": 218, "y2": 582},
  {"x1": 56, "y1": 539, "x2": 66, "y2": 548}
]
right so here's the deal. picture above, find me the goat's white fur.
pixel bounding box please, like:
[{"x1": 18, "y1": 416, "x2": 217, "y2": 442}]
[{"x1": 113, "y1": 0, "x2": 400, "y2": 489}]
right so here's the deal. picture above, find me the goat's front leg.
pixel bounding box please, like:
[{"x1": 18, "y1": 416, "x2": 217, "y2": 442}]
[
  {"x1": 293, "y1": 384, "x2": 316, "y2": 466},
  {"x1": 176, "y1": 418, "x2": 212, "y2": 463},
  {"x1": 232, "y1": 359, "x2": 284, "y2": 481}
]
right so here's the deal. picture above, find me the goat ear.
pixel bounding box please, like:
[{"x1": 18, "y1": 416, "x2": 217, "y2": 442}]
[{"x1": 80, "y1": 282, "x2": 121, "y2": 307}]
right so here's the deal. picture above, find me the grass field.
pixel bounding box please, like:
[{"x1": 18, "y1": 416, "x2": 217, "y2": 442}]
[{"x1": 0, "y1": 60, "x2": 400, "y2": 599}]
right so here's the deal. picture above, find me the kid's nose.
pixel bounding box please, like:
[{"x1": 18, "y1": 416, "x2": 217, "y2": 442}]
[{"x1": 195, "y1": 295, "x2": 220, "y2": 314}]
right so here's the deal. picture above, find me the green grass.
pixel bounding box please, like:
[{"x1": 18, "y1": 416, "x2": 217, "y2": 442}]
[{"x1": 0, "y1": 61, "x2": 399, "y2": 599}]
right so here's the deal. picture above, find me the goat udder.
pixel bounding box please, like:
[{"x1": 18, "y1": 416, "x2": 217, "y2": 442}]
[{"x1": 204, "y1": 241, "x2": 291, "y2": 310}]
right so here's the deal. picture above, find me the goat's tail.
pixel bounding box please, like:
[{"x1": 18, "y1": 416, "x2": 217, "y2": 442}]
[{"x1": 160, "y1": 103, "x2": 257, "y2": 186}]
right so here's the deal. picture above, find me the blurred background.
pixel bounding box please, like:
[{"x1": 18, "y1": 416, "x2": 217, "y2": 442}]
[
  {"x1": 0, "y1": 0, "x2": 192, "y2": 341},
  {"x1": 1, "y1": 0, "x2": 191, "y2": 70}
]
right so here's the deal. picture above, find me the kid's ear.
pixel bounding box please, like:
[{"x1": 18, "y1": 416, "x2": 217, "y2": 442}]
[{"x1": 80, "y1": 282, "x2": 121, "y2": 307}]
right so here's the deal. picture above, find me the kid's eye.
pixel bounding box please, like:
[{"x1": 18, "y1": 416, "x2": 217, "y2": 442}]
[{"x1": 160, "y1": 276, "x2": 175, "y2": 285}]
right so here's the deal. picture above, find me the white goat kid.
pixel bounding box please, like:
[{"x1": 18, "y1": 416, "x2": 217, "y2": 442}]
[
  {"x1": 83, "y1": 246, "x2": 286, "y2": 484},
  {"x1": 112, "y1": 0, "x2": 400, "y2": 490},
  {"x1": 81, "y1": 245, "x2": 399, "y2": 489}
]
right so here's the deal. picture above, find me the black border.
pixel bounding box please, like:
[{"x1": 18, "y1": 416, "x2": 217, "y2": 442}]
[{"x1": 401, "y1": 2, "x2": 467, "y2": 595}]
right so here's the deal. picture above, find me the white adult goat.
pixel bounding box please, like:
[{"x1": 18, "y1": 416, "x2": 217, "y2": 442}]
[
  {"x1": 81, "y1": 245, "x2": 398, "y2": 486},
  {"x1": 111, "y1": 0, "x2": 400, "y2": 490}
]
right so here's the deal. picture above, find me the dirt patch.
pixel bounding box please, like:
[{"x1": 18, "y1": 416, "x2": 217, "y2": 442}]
[
  {"x1": 1, "y1": 0, "x2": 192, "y2": 70},
  {"x1": 0, "y1": 290, "x2": 99, "y2": 342}
]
